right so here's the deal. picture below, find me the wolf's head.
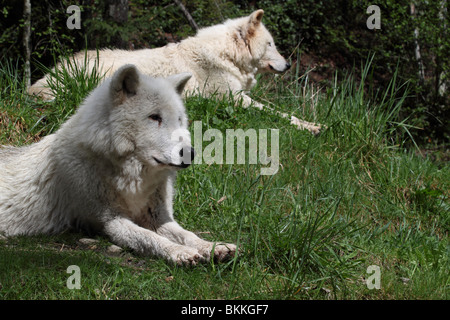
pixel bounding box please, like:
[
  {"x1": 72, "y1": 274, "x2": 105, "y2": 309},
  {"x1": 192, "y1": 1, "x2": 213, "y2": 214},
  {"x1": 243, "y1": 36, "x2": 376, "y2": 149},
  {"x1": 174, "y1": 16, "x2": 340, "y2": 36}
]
[
  {"x1": 105, "y1": 65, "x2": 194, "y2": 170},
  {"x1": 239, "y1": 10, "x2": 291, "y2": 74}
]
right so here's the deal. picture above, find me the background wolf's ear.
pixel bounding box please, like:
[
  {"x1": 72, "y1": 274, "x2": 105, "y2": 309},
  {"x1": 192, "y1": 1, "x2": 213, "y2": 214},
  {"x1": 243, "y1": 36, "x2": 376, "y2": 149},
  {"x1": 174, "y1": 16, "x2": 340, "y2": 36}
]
[
  {"x1": 245, "y1": 9, "x2": 264, "y2": 38},
  {"x1": 110, "y1": 64, "x2": 140, "y2": 103},
  {"x1": 166, "y1": 72, "x2": 192, "y2": 95},
  {"x1": 249, "y1": 9, "x2": 264, "y2": 27}
]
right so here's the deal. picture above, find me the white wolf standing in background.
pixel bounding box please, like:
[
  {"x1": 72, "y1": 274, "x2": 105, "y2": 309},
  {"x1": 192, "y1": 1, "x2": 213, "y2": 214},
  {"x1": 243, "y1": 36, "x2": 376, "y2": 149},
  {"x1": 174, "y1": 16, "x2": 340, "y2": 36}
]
[
  {"x1": 0, "y1": 65, "x2": 236, "y2": 265},
  {"x1": 29, "y1": 10, "x2": 323, "y2": 134}
]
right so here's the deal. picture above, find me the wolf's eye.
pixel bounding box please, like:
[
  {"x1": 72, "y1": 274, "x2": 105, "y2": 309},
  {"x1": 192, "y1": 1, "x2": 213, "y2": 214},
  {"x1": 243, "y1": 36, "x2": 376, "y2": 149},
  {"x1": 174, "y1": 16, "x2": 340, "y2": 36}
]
[
  {"x1": 149, "y1": 114, "x2": 162, "y2": 123},
  {"x1": 268, "y1": 42, "x2": 272, "y2": 47}
]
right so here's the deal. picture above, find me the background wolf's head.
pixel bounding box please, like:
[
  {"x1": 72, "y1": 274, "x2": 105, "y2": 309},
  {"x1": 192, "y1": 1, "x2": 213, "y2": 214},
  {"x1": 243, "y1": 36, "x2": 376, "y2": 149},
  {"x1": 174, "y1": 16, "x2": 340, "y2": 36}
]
[{"x1": 232, "y1": 10, "x2": 291, "y2": 74}]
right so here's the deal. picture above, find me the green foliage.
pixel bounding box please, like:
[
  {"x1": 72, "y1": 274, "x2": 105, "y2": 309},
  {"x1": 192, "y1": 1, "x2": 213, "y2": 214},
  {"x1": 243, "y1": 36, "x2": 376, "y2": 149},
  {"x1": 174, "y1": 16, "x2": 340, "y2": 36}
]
[
  {"x1": 0, "y1": 59, "x2": 44, "y2": 145},
  {"x1": 83, "y1": 0, "x2": 181, "y2": 49},
  {"x1": 34, "y1": 49, "x2": 105, "y2": 133},
  {"x1": 37, "y1": 49, "x2": 104, "y2": 104},
  {"x1": 345, "y1": 1, "x2": 450, "y2": 145}
]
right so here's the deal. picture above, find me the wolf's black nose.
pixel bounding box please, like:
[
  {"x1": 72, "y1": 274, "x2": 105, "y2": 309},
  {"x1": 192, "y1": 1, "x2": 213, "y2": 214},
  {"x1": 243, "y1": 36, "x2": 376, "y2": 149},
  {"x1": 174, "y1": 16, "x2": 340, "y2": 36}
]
[
  {"x1": 286, "y1": 63, "x2": 291, "y2": 69},
  {"x1": 180, "y1": 147, "x2": 195, "y2": 167}
]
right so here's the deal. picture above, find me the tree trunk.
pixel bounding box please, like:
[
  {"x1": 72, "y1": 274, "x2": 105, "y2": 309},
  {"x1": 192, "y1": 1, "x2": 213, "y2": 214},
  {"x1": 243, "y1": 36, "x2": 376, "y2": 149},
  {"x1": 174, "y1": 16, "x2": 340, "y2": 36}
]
[
  {"x1": 108, "y1": 0, "x2": 129, "y2": 48},
  {"x1": 109, "y1": 0, "x2": 128, "y2": 24},
  {"x1": 23, "y1": 0, "x2": 31, "y2": 88},
  {"x1": 438, "y1": 0, "x2": 447, "y2": 97},
  {"x1": 410, "y1": 3, "x2": 425, "y2": 86}
]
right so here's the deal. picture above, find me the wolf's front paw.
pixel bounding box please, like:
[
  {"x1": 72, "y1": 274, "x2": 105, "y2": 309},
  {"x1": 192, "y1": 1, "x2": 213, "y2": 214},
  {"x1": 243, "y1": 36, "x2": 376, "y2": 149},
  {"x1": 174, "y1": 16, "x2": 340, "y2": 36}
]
[
  {"x1": 167, "y1": 245, "x2": 202, "y2": 266},
  {"x1": 196, "y1": 242, "x2": 237, "y2": 262},
  {"x1": 212, "y1": 243, "x2": 237, "y2": 262}
]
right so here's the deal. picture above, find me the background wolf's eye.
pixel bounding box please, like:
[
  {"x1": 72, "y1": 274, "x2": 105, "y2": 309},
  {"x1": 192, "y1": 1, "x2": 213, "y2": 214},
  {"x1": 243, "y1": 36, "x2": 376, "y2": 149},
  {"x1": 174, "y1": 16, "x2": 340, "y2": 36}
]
[
  {"x1": 149, "y1": 114, "x2": 162, "y2": 123},
  {"x1": 268, "y1": 42, "x2": 272, "y2": 47}
]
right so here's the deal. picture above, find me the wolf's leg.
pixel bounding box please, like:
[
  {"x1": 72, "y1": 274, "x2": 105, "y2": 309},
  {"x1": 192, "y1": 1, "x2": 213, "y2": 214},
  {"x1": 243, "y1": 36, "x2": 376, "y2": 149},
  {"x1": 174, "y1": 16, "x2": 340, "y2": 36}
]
[
  {"x1": 145, "y1": 181, "x2": 237, "y2": 262},
  {"x1": 156, "y1": 221, "x2": 237, "y2": 262},
  {"x1": 238, "y1": 93, "x2": 324, "y2": 135},
  {"x1": 286, "y1": 114, "x2": 323, "y2": 135},
  {"x1": 103, "y1": 217, "x2": 202, "y2": 265}
]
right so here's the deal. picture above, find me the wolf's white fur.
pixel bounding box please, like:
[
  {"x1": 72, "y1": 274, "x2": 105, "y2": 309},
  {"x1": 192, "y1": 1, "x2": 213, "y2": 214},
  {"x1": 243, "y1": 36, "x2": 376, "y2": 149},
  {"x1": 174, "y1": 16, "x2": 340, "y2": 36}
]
[
  {"x1": 1, "y1": 65, "x2": 236, "y2": 265},
  {"x1": 29, "y1": 10, "x2": 322, "y2": 134}
]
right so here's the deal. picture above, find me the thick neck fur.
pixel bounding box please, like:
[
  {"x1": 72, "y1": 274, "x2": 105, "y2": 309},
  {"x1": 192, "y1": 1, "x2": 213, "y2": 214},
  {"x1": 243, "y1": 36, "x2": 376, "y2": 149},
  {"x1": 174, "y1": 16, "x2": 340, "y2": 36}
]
[{"x1": 179, "y1": 20, "x2": 258, "y2": 81}]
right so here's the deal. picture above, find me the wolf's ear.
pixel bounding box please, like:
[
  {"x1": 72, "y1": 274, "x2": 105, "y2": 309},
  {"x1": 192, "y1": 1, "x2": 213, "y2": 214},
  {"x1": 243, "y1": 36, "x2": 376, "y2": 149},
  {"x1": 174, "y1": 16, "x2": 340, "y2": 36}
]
[
  {"x1": 110, "y1": 64, "x2": 140, "y2": 103},
  {"x1": 249, "y1": 9, "x2": 264, "y2": 27},
  {"x1": 166, "y1": 72, "x2": 192, "y2": 95},
  {"x1": 245, "y1": 9, "x2": 264, "y2": 38}
]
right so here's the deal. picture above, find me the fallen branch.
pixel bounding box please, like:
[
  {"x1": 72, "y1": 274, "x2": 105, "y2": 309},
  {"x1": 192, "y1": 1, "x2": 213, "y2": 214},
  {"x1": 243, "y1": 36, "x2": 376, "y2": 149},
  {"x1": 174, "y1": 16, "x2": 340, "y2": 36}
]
[{"x1": 174, "y1": 0, "x2": 199, "y2": 32}]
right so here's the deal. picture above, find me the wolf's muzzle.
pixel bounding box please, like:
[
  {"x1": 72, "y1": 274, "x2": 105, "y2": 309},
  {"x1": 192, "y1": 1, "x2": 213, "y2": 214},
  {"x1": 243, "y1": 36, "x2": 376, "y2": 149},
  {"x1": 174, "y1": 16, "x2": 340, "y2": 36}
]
[{"x1": 179, "y1": 147, "x2": 196, "y2": 168}]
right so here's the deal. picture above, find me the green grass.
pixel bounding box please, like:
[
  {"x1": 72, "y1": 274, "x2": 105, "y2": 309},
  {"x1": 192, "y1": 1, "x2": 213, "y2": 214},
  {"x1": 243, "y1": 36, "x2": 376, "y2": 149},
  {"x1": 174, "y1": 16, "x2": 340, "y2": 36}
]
[{"x1": 0, "y1": 55, "x2": 448, "y2": 300}]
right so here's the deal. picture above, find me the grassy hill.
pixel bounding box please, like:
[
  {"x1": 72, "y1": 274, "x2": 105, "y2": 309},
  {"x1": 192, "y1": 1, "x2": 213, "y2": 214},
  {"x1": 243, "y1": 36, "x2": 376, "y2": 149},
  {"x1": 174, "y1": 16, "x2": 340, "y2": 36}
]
[{"x1": 0, "y1": 55, "x2": 448, "y2": 300}]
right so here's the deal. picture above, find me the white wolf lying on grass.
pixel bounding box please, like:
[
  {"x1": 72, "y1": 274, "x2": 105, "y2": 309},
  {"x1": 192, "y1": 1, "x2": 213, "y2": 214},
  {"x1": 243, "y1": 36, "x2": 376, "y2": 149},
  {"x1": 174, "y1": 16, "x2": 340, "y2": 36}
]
[
  {"x1": 0, "y1": 65, "x2": 236, "y2": 266},
  {"x1": 29, "y1": 9, "x2": 323, "y2": 135}
]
